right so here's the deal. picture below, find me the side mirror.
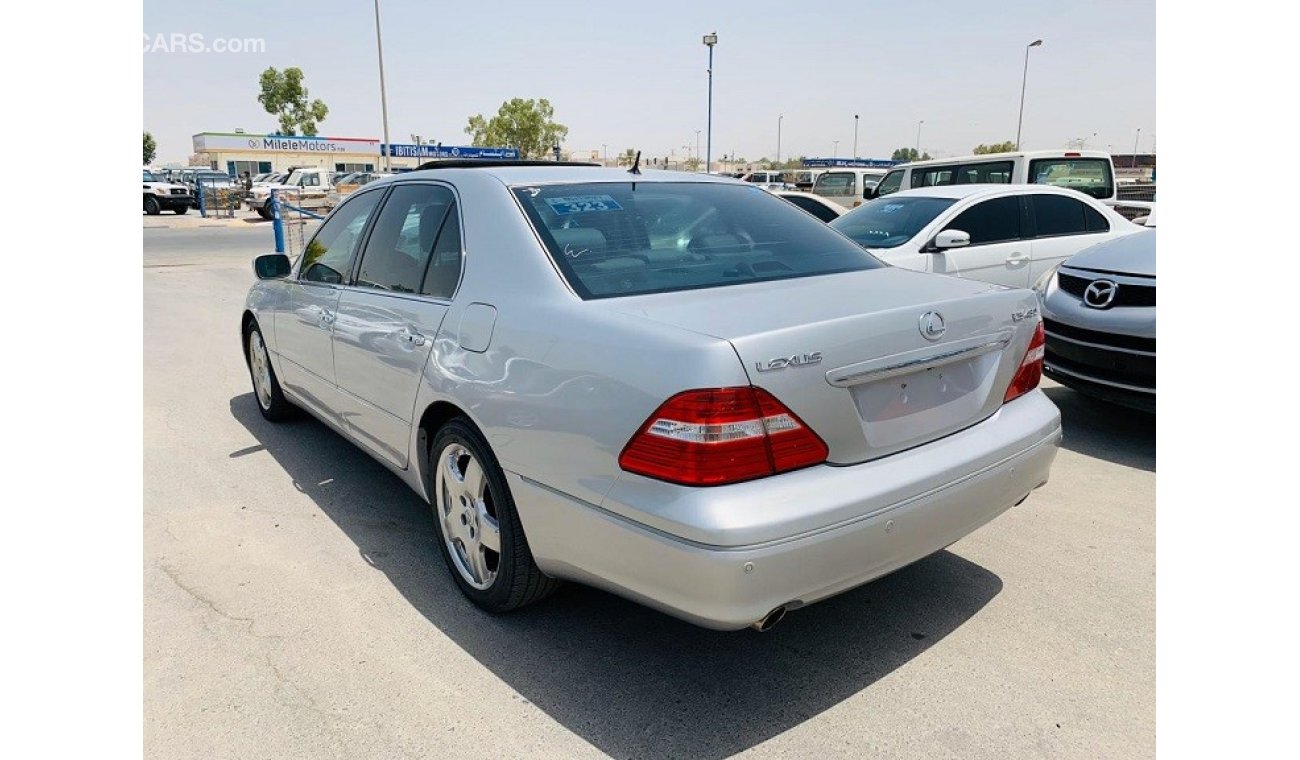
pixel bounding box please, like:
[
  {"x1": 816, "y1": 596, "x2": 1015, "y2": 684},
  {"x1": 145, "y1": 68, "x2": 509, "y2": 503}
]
[
  {"x1": 864, "y1": 186, "x2": 878, "y2": 200},
  {"x1": 253, "y1": 253, "x2": 292, "y2": 279},
  {"x1": 932, "y1": 229, "x2": 970, "y2": 251}
]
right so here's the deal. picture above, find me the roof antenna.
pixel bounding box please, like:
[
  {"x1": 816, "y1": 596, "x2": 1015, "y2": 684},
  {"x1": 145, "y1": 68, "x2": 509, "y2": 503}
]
[{"x1": 628, "y1": 150, "x2": 642, "y2": 175}]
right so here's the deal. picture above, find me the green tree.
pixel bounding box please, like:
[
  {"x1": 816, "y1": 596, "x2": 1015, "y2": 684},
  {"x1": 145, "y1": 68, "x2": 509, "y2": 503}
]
[
  {"x1": 616, "y1": 148, "x2": 637, "y2": 167},
  {"x1": 143, "y1": 132, "x2": 157, "y2": 165},
  {"x1": 464, "y1": 98, "x2": 568, "y2": 159},
  {"x1": 257, "y1": 67, "x2": 329, "y2": 136},
  {"x1": 973, "y1": 141, "x2": 1017, "y2": 155},
  {"x1": 891, "y1": 147, "x2": 932, "y2": 162}
]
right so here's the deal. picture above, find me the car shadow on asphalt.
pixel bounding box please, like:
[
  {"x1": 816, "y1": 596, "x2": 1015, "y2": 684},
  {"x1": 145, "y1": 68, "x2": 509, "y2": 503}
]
[
  {"x1": 1043, "y1": 385, "x2": 1155, "y2": 472},
  {"x1": 230, "y1": 394, "x2": 1004, "y2": 760}
]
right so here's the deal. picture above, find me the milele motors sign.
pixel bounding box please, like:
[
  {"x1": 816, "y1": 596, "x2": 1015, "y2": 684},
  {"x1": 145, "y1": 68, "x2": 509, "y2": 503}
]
[{"x1": 193, "y1": 132, "x2": 381, "y2": 155}]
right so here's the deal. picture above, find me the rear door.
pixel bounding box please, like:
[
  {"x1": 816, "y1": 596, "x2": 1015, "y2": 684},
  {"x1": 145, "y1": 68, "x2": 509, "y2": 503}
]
[
  {"x1": 273, "y1": 188, "x2": 385, "y2": 424},
  {"x1": 332, "y1": 183, "x2": 462, "y2": 467},
  {"x1": 930, "y1": 195, "x2": 1032, "y2": 287},
  {"x1": 1025, "y1": 192, "x2": 1116, "y2": 283}
]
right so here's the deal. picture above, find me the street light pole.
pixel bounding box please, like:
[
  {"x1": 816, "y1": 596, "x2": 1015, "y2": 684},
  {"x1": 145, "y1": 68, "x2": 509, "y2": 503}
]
[
  {"x1": 374, "y1": 0, "x2": 392, "y2": 171},
  {"x1": 1133, "y1": 127, "x2": 1141, "y2": 168},
  {"x1": 777, "y1": 114, "x2": 783, "y2": 166},
  {"x1": 916, "y1": 120, "x2": 924, "y2": 158},
  {"x1": 602, "y1": 144, "x2": 608, "y2": 166},
  {"x1": 833, "y1": 140, "x2": 839, "y2": 159},
  {"x1": 853, "y1": 114, "x2": 859, "y2": 160},
  {"x1": 1015, "y1": 39, "x2": 1043, "y2": 151},
  {"x1": 703, "y1": 33, "x2": 717, "y2": 174}
]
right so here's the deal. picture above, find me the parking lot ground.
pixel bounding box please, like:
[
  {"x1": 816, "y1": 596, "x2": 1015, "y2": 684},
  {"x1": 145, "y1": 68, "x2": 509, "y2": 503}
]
[
  {"x1": 143, "y1": 208, "x2": 268, "y2": 230},
  {"x1": 144, "y1": 226, "x2": 1155, "y2": 759}
]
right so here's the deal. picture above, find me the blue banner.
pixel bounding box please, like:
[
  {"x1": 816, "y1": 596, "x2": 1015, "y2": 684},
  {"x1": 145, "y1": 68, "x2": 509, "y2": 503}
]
[
  {"x1": 802, "y1": 158, "x2": 900, "y2": 168},
  {"x1": 382, "y1": 144, "x2": 520, "y2": 159}
]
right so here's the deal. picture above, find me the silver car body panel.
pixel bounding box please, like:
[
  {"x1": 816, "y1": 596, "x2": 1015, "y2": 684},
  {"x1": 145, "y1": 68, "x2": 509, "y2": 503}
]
[{"x1": 244, "y1": 166, "x2": 1063, "y2": 628}]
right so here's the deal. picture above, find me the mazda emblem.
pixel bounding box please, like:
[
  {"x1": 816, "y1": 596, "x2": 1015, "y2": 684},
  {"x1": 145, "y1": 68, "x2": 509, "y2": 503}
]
[
  {"x1": 918, "y1": 311, "x2": 946, "y2": 341},
  {"x1": 1083, "y1": 279, "x2": 1118, "y2": 309}
]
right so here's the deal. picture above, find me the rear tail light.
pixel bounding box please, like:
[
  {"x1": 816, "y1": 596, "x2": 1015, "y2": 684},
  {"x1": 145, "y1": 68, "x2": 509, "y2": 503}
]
[
  {"x1": 1003, "y1": 322, "x2": 1046, "y2": 403},
  {"x1": 618, "y1": 387, "x2": 829, "y2": 486}
]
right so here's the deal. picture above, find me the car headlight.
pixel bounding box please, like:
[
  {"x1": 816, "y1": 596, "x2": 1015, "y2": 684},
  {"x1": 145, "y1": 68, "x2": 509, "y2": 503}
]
[{"x1": 1033, "y1": 263, "x2": 1062, "y2": 296}]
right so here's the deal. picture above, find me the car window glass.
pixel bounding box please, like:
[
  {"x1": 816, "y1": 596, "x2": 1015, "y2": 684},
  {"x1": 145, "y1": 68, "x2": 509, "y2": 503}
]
[
  {"x1": 913, "y1": 167, "x2": 955, "y2": 188},
  {"x1": 1029, "y1": 158, "x2": 1114, "y2": 199},
  {"x1": 784, "y1": 195, "x2": 838, "y2": 223},
  {"x1": 300, "y1": 190, "x2": 383, "y2": 284},
  {"x1": 956, "y1": 161, "x2": 1013, "y2": 184},
  {"x1": 875, "y1": 170, "x2": 904, "y2": 196},
  {"x1": 944, "y1": 196, "x2": 1021, "y2": 245},
  {"x1": 831, "y1": 197, "x2": 958, "y2": 249},
  {"x1": 356, "y1": 184, "x2": 454, "y2": 293},
  {"x1": 814, "y1": 172, "x2": 855, "y2": 196},
  {"x1": 1030, "y1": 194, "x2": 1088, "y2": 237},
  {"x1": 1083, "y1": 203, "x2": 1110, "y2": 232},
  {"x1": 516, "y1": 182, "x2": 884, "y2": 299},
  {"x1": 422, "y1": 203, "x2": 463, "y2": 298}
]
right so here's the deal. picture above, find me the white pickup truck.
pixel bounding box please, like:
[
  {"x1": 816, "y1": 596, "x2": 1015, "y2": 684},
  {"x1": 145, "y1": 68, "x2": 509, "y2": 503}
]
[{"x1": 246, "y1": 167, "x2": 334, "y2": 219}]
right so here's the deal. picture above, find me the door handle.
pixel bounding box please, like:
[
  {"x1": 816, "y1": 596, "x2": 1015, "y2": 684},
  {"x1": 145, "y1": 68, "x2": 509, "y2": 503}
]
[
  {"x1": 1006, "y1": 252, "x2": 1030, "y2": 265},
  {"x1": 398, "y1": 327, "x2": 427, "y2": 347}
]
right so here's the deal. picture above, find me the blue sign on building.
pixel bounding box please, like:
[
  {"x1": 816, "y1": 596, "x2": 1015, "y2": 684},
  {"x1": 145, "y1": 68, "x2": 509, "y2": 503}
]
[
  {"x1": 382, "y1": 144, "x2": 520, "y2": 160},
  {"x1": 802, "y1": 157, "x2": 900, "y2": 168}
]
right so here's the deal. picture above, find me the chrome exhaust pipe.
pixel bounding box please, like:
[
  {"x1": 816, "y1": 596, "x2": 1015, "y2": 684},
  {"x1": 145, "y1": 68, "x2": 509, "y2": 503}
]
[{"x1": 751, "y1": 606, "x2": 787, "y2": 632}]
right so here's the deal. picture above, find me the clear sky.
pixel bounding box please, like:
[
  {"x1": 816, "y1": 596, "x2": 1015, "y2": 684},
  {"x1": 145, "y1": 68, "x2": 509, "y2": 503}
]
[{"x1": 144, "y1": 0, "x2": 1155, "y2": 165}]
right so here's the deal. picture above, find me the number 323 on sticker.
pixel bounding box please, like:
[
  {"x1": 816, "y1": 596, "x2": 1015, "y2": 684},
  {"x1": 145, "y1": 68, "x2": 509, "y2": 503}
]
[{"x1": 544, "y1": 195, "x2": 623, "y2": 214}]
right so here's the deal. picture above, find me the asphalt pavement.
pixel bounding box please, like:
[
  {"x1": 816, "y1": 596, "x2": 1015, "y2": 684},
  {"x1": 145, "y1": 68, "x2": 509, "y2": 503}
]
[{"x1": 143, "y1": 225, "x2": 1155, "y2": 759}]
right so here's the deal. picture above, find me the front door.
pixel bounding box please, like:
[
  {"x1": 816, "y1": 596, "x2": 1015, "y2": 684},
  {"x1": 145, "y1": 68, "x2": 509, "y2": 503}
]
[
  {"x1": 930, "y1": 195, "x2": 1031, "y2": 288},
  {"x1": 333, "y1": 183, "x2": 464, "y2": 468},
  {"x1": 273, "y1": 189, "x2": 385, "y2": 424}
]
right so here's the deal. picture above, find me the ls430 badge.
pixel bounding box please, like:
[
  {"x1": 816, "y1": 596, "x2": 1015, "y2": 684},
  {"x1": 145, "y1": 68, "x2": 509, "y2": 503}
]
[{"x1": 755, "y1": 352, "x2": 823, "y2": 373}]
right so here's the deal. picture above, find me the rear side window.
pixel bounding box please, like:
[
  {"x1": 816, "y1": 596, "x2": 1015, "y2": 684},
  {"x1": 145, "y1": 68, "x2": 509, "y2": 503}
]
[
  {"x1": 1083, "y1": 204, "x2": 1109, "y2": 232},
  {"x1": 944, "y1": 196, "x2": 1022, "y2": 245},
  {"x1": 300, "y1": 189, "x2": 384, "y2": 284},
  {"x1": 1029, "y1": 158, "x2": 1115, "y2": 199},
  {"x1": 422, "y1": 203, "x2": 462, "y2": 298},
  {"x1": 513, "y1": 182, "x2": 884, "y2": 299},
  {"x1": 956, "y1": 161, "x2": 1013, "y2": 184},
  {"x1": 355, "y1": 184, "x2": 456, "y2": 294},
  {"x1": 1030, "y1": 194, "x2": 1089, "y2": 237},
  {"x1": 912, "y1": 166, "x2": 955, "y2": 188}
]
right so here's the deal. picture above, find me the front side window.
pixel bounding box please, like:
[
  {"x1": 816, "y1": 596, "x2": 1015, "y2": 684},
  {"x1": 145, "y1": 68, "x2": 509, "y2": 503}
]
[
  {"x1": 1029, "y1": 158, "x2": 1114, "y2": 199},
  {"x1": 143, "y1": 170, "x2": 156, "y2": 182},
  {"x1": 514, "y1": 182, "x2": 885, "y2": 299},
  {"x1": 875, "y1": 170, "x2": 904, "y2": 197},
  {"x1": 300, "y1": 189, "x2": 384, "y2": 284},
  {"x1": 814, "y1": 172, "x2": 855, "y2": 196},
  {"x1": 831, "y1": 196, "x2": 958, "y2": 249},
  {"x1": 356, "y1": 184, "x2": 456, "y2": 294},
  {"x1": 943, "y1": 196, "x2": 1022, "y2": 245}
]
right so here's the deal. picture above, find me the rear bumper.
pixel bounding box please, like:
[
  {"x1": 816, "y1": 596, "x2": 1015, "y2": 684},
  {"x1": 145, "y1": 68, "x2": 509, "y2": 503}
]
[{"x1": 511, "y1": 390, "x2": 1062, "y2": 630}]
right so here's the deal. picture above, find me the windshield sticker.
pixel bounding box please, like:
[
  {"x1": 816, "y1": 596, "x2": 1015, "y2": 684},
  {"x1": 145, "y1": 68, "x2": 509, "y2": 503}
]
[
  {"x1": 544, "y1": 195, "x2": 623, "y2": 215},
  {"x1": 880, "y1": 203, "x2": 905, "y2": 214}
]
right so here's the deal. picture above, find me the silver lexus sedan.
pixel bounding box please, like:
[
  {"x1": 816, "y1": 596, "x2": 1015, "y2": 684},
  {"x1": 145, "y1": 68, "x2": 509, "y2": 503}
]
[{"x1": 241, "y1": 162, "x2": 1062, "y2": 631}]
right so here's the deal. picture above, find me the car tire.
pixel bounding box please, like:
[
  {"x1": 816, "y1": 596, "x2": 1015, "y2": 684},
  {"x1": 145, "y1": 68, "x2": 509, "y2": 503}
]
[
  {"x1": 144, "y1": 196, "x2": 161, "y2": 215},
  {"x1": 245, "y1": 321, "x2": 294, "y2": 422},
  {"x1": 430, "y1": 418, "x2": 559, "y2": 613},
  {"x1": 256, "y1": 205, "x2": 272, "y2": 220},
  {"x1": 173, "y1": 206, "x2": 188, "y2": 215}
]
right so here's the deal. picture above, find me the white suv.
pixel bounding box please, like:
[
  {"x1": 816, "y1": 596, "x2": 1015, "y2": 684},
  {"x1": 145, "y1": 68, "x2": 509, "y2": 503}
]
[{"x1": 143, "y1": 169, "x2": 193, "y2": 215}]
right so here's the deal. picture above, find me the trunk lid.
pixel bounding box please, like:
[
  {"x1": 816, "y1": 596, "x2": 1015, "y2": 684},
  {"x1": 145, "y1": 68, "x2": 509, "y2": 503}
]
[{"x1": 599, "y1": 268, "x2": 1042, "y2": 464}]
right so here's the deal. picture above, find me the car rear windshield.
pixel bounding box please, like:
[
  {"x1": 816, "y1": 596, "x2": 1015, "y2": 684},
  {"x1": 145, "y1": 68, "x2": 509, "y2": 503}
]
[
  {"x1": 1029, "y1": 158, "x2": 1114, "y2": 199},
  {"x1": 829, "y1": 196, "x2": 958, "y2": 249},
  {"x1": 513, "y1": 182, "x2": 885, "y2": 299}
]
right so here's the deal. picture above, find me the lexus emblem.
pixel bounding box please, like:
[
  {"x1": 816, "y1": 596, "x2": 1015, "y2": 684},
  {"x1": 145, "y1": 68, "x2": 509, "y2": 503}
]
[
  {"x1": 1083, "y1": 279, "x2": 1118, "y2": 309},
  {"x1": 918, "y1": 311, "x2": 946, "y2": 341}
]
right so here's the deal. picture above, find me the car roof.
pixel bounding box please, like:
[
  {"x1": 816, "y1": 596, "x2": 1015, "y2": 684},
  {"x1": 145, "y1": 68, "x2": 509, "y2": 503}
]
[
  {"x1": 390, "y1": 165, "x2": 741, "y2": 187},
  {"x1": 886, "y1": 184, "x2": 1098, "y2": 201},
  {"x1": 898, "y1": 149, "x2": 1111, "y2": 169}
]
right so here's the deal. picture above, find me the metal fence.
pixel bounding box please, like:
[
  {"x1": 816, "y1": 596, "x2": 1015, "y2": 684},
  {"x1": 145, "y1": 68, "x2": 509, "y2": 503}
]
[
  {"x1": 271, "y1": 191, "x2": 324, "y2": 259},
  {"x1": 195, "y1": 178, "x2": 243, "y2": 218}
]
